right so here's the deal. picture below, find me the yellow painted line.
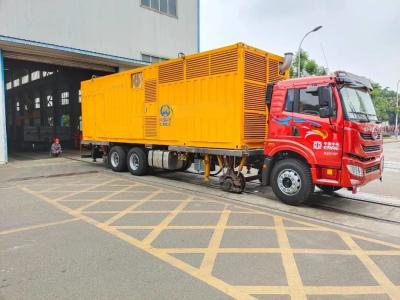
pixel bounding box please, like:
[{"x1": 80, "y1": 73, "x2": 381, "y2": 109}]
[
  {"x1": 101, "y1": 225, "x2": 256, "y2": 300},
  {"x1": 52, "y1": 177, "x2": 119, "y2": 202},
  {"x1": 76, "y1": 185, "x2": 134, "y2": 212},
  {"x1": 0, "y1": 218, "x2": 79, "y2": 235},
  {"x1": 274, "y1": 216, "x2": 307, "y2": 300},
  {"x1": 18, "y1": 178, "x2": 400, "y2": 300},
  {"x1": 211, "y1": 192, "x2": 400, "y2": 250},
  {"x1": 20, "y1": 185, "x2": 255, "y2": 300},
  {"x1": 340, "y1": 233, "x2": 400, "y2": 299},
  {"x1": 200, "y1": 209, "x2": 230, "y2": 274},
  {"x1": 236, "y1": 286, "x2": 289, "y2": 295},
  {"x1": 157, "y1": 247, "x2": 399, "y2": 256},
  {"x1": 305, "y1": 286, "x2": 387, "y2": 295},
  {"x1": 57, "y1": 200, "x2": 99, "y2": 202},
  {"x1": 142, "y1": 197, "x2": 193, "y2": 245},
  {"x1": 102, "y1": 190, "x2": 162, "y2": 226},
  {"x1": 237, "y1": 285, "x2": 386, "y2": 295},
  {"x1": 128, "y1": 210, "x2": 226, "y2": 213},
  {"x1": 113, "y1": 225, "x2": 157, "y2": 230}
]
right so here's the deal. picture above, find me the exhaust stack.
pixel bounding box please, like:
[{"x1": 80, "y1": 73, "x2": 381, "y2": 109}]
[{"x1": 279, "y1": 52, "x2": 293, "y2": 73}]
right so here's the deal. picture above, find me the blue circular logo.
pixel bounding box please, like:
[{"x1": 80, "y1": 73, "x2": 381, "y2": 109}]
[{"x1": 160, "y1": 104, "x2": 172, "y2": 117}]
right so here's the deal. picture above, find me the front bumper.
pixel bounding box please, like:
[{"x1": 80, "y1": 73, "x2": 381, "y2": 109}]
[{"x1": 340, "y1": 154, "x2": 383, "y2": 188}]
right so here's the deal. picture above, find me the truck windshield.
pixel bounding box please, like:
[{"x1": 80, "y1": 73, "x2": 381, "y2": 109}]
[{"x1": 340, "y1": 86, "x2": 378, "y2": 122}]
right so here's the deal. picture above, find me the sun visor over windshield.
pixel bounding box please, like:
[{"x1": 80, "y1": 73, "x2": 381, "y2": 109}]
[{"x1": 335, "y1": 71, "x2": 373, "y2": 90}]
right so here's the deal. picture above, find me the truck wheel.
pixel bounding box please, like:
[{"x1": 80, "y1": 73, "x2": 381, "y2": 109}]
[
  {"x1": 271, "y1": 158, "x2": 314, "y2": 206},
  {"x1": 317, "y1": 185, "x2": 342, "y2": 194},
  {"x1": 109, "y1": 146, "x2": 127, "y2": 172},
  {"x1": 127, "y1": 147, "x2": 148, "y2": 176},
  {"x1": 179, "y1": 159, "x2": 192, "y2": 171}
]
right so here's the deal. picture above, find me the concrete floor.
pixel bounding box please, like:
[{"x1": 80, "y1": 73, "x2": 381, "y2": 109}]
[{"x1": 1, "y1": 151, "x2": 400, "y2": 300}]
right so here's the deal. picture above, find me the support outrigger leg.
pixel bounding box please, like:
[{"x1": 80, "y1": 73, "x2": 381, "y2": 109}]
[
  {"x1": 204, "y1": 154, "x2": 210, "y2": 182},
  {"x1": 219, "y1": 155, "x2": 247, "y2": 193}
]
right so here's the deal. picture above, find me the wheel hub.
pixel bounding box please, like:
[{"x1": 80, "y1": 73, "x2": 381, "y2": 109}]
[
  {"x1": 110, "y1": 152, "x2": 120, "y2": 168},
  {"x1": 277, "y1": 169, "x2": 301, "y2": 196},
  {"x1": 129, "y1": 154, "x2": 140, "y2": 171}
]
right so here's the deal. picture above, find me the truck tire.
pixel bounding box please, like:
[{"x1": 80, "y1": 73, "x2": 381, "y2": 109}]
[
  {"x1": 271, "y1": 158, "x2": 314, "y2": 206},
  {"x1": 127, "y1": 147, "x2": 148, "y2": 176},
  {"x1": 317, "y1": 185, "x2": 342, "y2": 194},
  {"x1": 109, "y1": 146, "x2": 127, "y2": 172}
]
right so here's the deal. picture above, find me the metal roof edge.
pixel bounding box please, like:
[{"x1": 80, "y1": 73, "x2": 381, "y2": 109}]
[{"x1": 0, "y1": 34, "x2": 145, "y2": 65}]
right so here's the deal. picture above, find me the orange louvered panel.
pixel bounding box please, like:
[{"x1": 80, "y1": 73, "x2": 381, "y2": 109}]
[
  {"x1": 244, "y1": 112, "x2": 266, "y2": 140},
  {"x1": 244, "y1": 82, "x2": 266, "y2": 111},
  {"x1": 144, "y1": 116, "x2": 157, "y2": 137},
  {"x1": 144, "y1": 80, "x2": 157, "y2": 103},
  {"x1": 268, "y1": 59, "x2": 285, "y2": 83},
  {"x1": 158, "y1": 61, "x2": 184, "y2": 84},
  {"x1": 244, "y1": 51, "x2": 266, "y2": 83},
  {"x1": 186, "y1": 55, "x2": 209, "y2": 79},
  {"x1": 210, "y1": 49, "x2": 238, "y2": 75}
]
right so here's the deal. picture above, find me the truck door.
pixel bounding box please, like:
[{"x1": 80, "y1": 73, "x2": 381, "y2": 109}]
[{"x1": 290, "y1": 85, "x2": 343, "y2": 168}]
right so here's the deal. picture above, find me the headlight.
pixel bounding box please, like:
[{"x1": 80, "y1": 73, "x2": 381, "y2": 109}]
[{"x1": 347, "y1": 164, "x2": 364, "y2": 177}]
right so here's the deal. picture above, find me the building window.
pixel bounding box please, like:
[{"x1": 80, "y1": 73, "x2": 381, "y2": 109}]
[
  {"x1": 31, "y1": 71, "x2": 40, "y2": 81},
  {"x1": 142, "y1": 54, "x2": 168, "y2": 64},
  {"x1": 141, "y1": 0, "x2": 177, "y2": 17},
  {"x1": 21, "y1": 74, "x2": 29, "y2": 85},
  {"x1": 6, "y1": 82, "x2": 12, "y2": 90},
  {"x1": 61, "y1": 91, "x2": 69, "y2": 105},
  {"x1": 24, "y1": 103, "x2": 29, "y2": 111},
  {"x1": 42, "y1": 71, "x2": 54, "y2": 78},
  {"x1": 16, "y1": 101, "x2": 20, "y2": 112},
  {"x1": 47, "y1": 95, "x2": 53, "y2": 107},
  {"x1": 78, "y1": 90, "x2": 82, "y2": 103},
  {"x1": 34, "y1": 97, "x2": 40, "y2": 109},
  {"x1": 13, "y1": 78, "x2": 20, "y2": 88},
  {"x1": 79, "y1": 115, "x2": 82, "y2": 130}
]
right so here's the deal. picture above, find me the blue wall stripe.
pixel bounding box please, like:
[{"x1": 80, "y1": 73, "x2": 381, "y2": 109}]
[{"x1": 0, "y1": 49, "x2": 8, "y2": 163}]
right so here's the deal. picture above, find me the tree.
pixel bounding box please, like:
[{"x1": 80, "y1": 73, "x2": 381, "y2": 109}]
[
  {"x1": 370, "y1": 83, "x2": 398, "y2": 124},
  {"x1": 290, "y1": 50, "x2": 327, "y2": 78}
]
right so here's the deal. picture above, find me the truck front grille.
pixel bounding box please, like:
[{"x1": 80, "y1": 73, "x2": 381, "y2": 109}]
[
  {"x1": 360, "y1": 132, "x2": 381, "y2": 140},
  {"x1": 366, "y1": 164, "x2": 380, "y2": 174},
  {"x1": 362, "y1": 145, "x2": 381, "y2": 152}
]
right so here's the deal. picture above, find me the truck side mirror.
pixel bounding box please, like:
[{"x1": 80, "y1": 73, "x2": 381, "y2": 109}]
[
  {"x1": 319, "y1": 106, "x2": 331, "y2": 118},
  {"x1": 318, "y1": 86, "x2": 333, "y2": 118}
]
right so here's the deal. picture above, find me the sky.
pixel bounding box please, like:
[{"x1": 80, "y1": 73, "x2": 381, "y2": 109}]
[{"x1": 200, "y1": 0, "x2": 400, "y2": 90}]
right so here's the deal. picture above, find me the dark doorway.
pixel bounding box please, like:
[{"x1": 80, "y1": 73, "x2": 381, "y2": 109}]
[{"x1": 4, "y1": 59, "x2": 112, "y2": 154}]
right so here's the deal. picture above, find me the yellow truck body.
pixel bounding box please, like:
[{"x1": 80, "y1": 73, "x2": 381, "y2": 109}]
[{"x1": 82, "y1": 43, "x2": 288, "y2": 150}]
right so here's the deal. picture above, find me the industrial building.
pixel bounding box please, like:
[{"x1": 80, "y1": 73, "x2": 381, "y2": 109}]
[{"x1": 0, "y1": 0, "x2": 199, "y2": 163}]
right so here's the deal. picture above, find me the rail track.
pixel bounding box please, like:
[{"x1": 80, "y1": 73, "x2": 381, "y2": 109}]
[{"x1": 156, "y1": 169, "x2": 400, "y2": 225}]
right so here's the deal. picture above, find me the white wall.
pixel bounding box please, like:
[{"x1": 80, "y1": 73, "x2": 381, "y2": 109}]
[{"x1": 0, "y1": 0, "x2": 198, "y2": 60}]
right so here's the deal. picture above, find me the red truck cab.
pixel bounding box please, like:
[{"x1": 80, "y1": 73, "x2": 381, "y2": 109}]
[{"x1": 262, "y1": 71, "x2": 383, "y2": 205}]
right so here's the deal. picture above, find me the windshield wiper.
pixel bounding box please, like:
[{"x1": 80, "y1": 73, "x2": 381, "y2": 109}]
[{"x1": 350, "y1": 111, "x2": 370, "y2": 122}]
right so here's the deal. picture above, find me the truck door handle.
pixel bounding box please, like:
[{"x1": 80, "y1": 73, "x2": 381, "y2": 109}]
[{"x1": 291, "y1": 126, "x2": 299, "y2": 136}]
